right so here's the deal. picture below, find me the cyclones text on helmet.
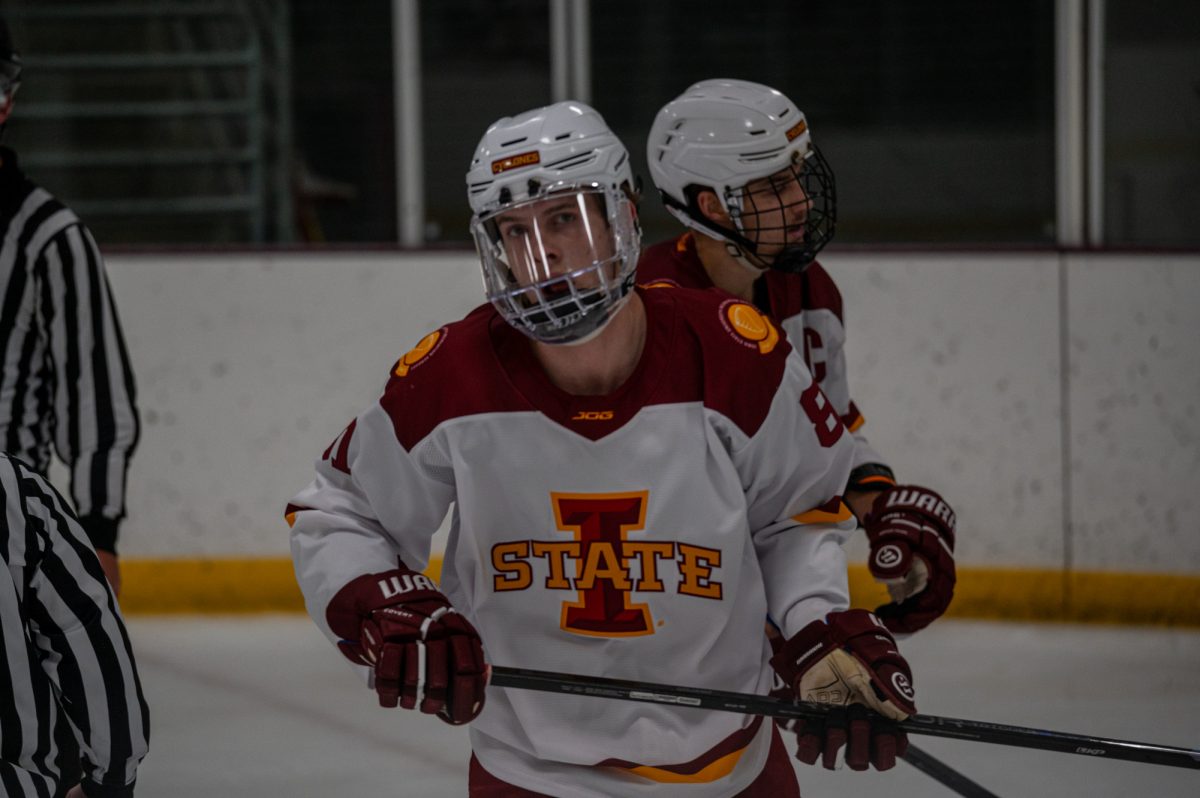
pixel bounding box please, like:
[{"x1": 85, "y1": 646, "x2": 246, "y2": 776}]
[
  {"x1": 647, "y1": 78, "x2": 835, "y2": 273},
  {"x1": 466, "y1": 101, "x2": 641, "y2": 345}
]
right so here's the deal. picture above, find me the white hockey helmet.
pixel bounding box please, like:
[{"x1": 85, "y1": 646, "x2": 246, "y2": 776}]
[
  {"x1": 466, "y1": 101, "x2": 641, "y2": 345},
  {"x1": 647, "y1": 78, "x2": 835, "y2": 273}
]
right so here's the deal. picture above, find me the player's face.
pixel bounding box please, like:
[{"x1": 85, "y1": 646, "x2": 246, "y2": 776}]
[
  {"x1": 492, "y1": 191, "x2": 615, "y2": 289},
  {"x1": 739, "y1": 161, "x2": 813, "y2": 258}
]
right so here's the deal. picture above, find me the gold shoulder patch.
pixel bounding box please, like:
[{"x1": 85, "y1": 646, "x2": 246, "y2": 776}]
[
  {"x1": 394, "y1": 328, "x2": 445, "y2": 377},
  {"x1": 720, "y1": 300, "x2": 779, "y2": 354}
]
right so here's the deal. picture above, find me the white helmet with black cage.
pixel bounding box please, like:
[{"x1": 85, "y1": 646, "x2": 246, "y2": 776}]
[
  {"x1": 647, "y1": 78, "x2": 836, "y2": 273},
  {"x1": 466, "y1": 101, "x2": 641, "y2": 345}
]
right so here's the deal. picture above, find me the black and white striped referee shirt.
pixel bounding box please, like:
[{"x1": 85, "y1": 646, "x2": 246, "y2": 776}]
[
  {"x1": 0, "y1": 453, "x2": 149, "y2": 797},
  {"x1": 0, "y1": 146, "x2": 139, "y2": 554}
]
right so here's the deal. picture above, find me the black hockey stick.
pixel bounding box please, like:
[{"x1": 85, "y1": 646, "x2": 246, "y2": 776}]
[
  {"x1": 492, "y1": 666, "x2": 998, "y2": 798},
  {"x1": 902, "y1": 743, "x2": 1001, "y2": 797},
  {"x1": 490, "y1": 666, "x2": 1200, "y2": 772}
]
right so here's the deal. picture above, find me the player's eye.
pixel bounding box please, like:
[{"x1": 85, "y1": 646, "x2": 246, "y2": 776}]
[
  {"x1": 500, "y1": 223, "x2": 528, "y2": 239},
  {"x1": 747, "y1": 180, "x2": 776, "y2": 197}
]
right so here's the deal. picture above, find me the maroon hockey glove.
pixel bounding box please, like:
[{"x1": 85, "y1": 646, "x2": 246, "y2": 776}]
[
  {"x1": 326, "y1": 566, "x2": 488, "y2": 725},
  {"x1": 770, "y1": 610, "x2": 916, "y2": 771},
  {"x1": 767, "y1": 627, "x2": 798, "y2": 729},
  {"x1": 864, "y1": 484, "x2": 957, "y2": 635}
]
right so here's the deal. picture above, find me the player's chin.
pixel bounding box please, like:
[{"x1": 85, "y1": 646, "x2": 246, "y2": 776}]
[{"x1": 755, "y1": 245, "x2": 788, "y2": 263}]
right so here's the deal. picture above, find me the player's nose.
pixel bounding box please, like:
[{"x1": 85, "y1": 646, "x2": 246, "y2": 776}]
[{"x1": 785, "y1": 182, "x2": 812, "y2": 222}]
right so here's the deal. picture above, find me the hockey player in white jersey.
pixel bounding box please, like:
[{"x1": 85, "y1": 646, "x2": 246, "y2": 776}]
[
  {"x1": 640, "y1": 80, "x2": 957, "y2": 640},
  {"x1": 288, "y1": 100, "x2": 918, "y2": 796}
]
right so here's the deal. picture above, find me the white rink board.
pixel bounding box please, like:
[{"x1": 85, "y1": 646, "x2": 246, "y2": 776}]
[
  {"x1": 106, "y1": 251, "x2": 481, "y2": 558},
  {"x1": 825, "y1": 253, "x2": 1065, "y2": 569},
  {"x1": 1063, "y1": 254, "x2": 1200, "y2": 571},
  {"x1": 103, "y1": 250, "x2": 1200, "y2": 574}
]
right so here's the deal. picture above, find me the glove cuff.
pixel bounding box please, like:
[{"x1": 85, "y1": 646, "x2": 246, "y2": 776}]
[
  {"x1": 326, "y1": 567, "x2": 443, "y2": 642},
  {"x1": 769, "y1": 617, "x2": 835, "y2": 689},
  {"x1": 866, "y1": 484, "x2": 956, "y2": 547}
]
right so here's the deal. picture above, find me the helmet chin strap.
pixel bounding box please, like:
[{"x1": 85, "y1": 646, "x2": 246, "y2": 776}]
[
  {"x1": 707, "y1": 191, "x2": 773, "y2": 275},
  {"x1": 670, "y1": 191, "x2": 774, "y2": 275},
  {"x1": 724, "y1": 241, "x2": 769, "y2": 275}
]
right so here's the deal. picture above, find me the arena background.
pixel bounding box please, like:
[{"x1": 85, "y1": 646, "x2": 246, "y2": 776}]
[
  {"x1": 91, "y1": 249, "x2": 1199, "y2": 623},
  {"x1": 4, "y1": 0, "x2": 1197, "y2": 624}
]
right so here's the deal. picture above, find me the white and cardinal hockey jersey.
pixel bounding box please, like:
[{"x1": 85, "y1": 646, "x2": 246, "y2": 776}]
[
  {"x1": 288, "y1": 285, "x2": 857, "y2": 798},
  {"x1": 638, "y1": 232, "x2": 889, "y2": 475}
]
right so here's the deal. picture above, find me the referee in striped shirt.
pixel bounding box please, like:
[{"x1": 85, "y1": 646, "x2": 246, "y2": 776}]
[
  {"x1": 0, "y1": 453, "x2": 149, "y2": 797},
  {"x1": 0, "y1": 21, "x2": 139, "y2": 595}
]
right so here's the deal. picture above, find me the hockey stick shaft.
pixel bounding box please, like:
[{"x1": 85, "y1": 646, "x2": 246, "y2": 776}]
[
  {"x1": 490, "y1": 666, "x2": 1200, "y2": 771},
  {"x1": 902, "y1": 743, "x2": 1001, "y2": 798},
  {"x1": 492, "y1": 667, "x2": 1001, "y2": 797}
]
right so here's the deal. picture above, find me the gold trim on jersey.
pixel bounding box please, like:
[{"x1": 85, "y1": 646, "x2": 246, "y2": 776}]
[
  {"x1": 793, "y1": 500, "x2": 854, "y2": 525},
  {"x1": 623, "y1": 744, "x2": 747, "y2": 784}
]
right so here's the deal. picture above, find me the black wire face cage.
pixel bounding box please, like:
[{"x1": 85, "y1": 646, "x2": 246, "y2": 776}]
[
  {"x1": 471, "y1": 186, "x2": 641, "y2": 345},
  {"x1": 726, "y1": 146, "x2": 837, "y2": 274}
]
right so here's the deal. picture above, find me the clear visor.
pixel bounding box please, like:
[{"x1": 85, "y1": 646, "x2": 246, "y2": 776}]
[
  {"x1": 470, "y1": 186, "x2": 638, "y2": 343},
  {"x1": 477, "y1": 188, "x2": 620, "y2": 286}
]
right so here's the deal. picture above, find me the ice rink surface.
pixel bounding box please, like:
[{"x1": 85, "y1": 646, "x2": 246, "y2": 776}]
[{"x1": 126, "y1": 616, "x2": 1200, "y2": 797}]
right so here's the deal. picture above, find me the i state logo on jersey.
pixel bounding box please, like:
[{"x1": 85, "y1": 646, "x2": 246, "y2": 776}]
[{"x1": 490, "y1": 491, "x2": 724, "y2": 638}]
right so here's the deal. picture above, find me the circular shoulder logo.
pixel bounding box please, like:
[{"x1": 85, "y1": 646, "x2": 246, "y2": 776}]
[
  {"x1": 719, "y1": 299, "x2": 779, "y2": 354},
  {"x1": 394, "y1": 328, "x2": 446, "y2": 377}
]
